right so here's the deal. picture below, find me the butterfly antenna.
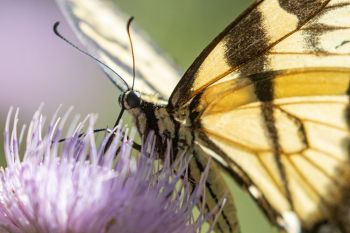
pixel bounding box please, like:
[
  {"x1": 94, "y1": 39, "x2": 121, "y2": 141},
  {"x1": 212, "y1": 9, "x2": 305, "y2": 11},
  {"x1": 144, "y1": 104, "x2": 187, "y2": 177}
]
[
  {"x1": 126, "y1": 17, "x2": 136, "y2": 90},
  {"x1": 53, "y1": 21, "x2": 129, "y2": 90}
]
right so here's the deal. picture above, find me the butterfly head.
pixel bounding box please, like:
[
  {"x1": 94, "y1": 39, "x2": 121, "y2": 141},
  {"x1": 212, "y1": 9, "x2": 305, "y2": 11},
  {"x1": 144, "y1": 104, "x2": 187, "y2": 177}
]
[{"x1": 119, "y1": 90, "x2": 142, "y2": 110}]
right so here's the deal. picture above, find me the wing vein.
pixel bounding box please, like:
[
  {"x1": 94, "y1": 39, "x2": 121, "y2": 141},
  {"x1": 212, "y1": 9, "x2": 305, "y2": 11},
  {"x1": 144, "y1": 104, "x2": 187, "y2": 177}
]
[{"x1": 284, "y1": 154, "x2": 330, "y2": 207}]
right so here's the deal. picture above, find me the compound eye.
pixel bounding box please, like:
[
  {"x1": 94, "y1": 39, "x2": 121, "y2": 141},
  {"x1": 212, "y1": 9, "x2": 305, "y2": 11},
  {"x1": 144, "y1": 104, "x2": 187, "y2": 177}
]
[{"x1": 125, "y1": 91, "x2": 141, "y2": 109}]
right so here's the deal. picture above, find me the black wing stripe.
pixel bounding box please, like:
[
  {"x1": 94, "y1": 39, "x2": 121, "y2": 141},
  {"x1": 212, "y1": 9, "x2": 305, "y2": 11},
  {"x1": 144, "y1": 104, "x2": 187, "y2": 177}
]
[
  {"x1": 223, "y1": 5, "x2": 292, "y2": 208},
  {"x1": 81, "y1": 24, "x2": 160, "y2": 94},
  {"x1": 234, "y1": 7, "x2": 294, "y2": 210},
  {"x1": 196, "y1": 131, "x2": 281, "y2": 226},
  {"x1": 261, "y1": 102, "x2": 295, "y2": 210},
  {"x1": 279, "y1": 0, "x2": 327, "y2": 26}
]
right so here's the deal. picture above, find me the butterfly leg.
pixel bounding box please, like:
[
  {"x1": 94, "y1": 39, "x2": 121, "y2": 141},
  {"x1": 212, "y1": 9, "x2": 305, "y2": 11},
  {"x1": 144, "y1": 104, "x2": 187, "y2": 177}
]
[
  {"x1": 57, "y1": 128, "x2": 106, "y2": 143},
  {"x1": 58, "y1": 127, "x2": 141, "y2": 151}
]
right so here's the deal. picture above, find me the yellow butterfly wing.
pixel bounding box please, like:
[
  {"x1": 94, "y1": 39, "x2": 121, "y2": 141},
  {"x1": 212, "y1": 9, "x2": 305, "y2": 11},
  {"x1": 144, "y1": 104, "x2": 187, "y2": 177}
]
[
  {"x1": 170, "y1": 0, "x2": 350, "y2": 107},
  {"x1": 56, "y1": 0, "x2": 181, "y2": 98},
  {"x1": 192, "y1": 68, "x2": 350, "y2": 231},
  {"x1": 166, "y1": 0, "x2": 350, "y2": 231}
]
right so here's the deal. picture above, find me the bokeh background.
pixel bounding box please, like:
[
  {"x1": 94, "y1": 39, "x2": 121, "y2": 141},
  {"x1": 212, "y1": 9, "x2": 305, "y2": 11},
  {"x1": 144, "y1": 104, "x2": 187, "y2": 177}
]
[{"x1": 1, "y1": 0, "x2": 278, "y2": 232}]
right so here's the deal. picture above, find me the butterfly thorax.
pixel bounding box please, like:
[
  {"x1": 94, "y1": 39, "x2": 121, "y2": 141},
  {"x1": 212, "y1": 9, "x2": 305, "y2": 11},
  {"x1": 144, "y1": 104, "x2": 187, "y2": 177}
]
[{"x1": 119, "y1": 90, "x2": 194, "y2": 156}]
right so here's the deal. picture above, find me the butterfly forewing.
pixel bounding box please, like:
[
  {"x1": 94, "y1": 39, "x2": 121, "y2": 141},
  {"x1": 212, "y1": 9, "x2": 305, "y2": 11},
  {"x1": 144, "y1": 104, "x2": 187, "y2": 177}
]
[
  {"x1": 56, "y1": 0, "x2": 181, "y2": 98},
  {"x1": 170, "y1": 0, "x2": 350, "y2": 107}
]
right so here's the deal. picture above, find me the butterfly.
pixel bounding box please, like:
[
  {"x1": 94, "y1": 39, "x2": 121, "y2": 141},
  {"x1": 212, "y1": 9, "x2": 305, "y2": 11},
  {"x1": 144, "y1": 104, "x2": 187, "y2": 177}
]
[{"x1": 57, "y1": 0, "x2": 350, "y2": 232}]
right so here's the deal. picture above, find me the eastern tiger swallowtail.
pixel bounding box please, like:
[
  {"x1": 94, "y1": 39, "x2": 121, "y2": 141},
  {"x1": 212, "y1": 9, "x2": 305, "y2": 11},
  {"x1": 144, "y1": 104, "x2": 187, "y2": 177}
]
[{"x1": 57, "y1": 0, "x2": 350, "y2": 232}]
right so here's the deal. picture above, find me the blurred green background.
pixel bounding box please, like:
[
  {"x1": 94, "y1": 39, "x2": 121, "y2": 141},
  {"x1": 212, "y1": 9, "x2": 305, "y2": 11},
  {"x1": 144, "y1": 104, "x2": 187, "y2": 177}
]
[{"x1": 1, "y1": 0, "x2": 278, "y2": 232}]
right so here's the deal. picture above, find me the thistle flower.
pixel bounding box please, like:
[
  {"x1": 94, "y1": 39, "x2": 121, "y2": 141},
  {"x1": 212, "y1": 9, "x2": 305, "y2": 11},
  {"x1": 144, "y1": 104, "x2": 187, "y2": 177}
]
[{"x1": 0, "y1": 107, "x2": 223, "y2": 233}]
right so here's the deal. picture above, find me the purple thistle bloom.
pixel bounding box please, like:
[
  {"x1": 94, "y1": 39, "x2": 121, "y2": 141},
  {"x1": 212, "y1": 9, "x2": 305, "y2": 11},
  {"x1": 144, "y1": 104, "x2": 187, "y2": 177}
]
[{"x1": 0, "y1": 107, "x2": 223, "y2": 233}]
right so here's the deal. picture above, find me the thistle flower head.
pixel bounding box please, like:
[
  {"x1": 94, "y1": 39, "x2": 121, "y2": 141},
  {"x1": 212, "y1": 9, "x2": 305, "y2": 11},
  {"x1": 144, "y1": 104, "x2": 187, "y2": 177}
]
[{"x1": 0, "y1": 107, "x2": 222, "y2": 233}]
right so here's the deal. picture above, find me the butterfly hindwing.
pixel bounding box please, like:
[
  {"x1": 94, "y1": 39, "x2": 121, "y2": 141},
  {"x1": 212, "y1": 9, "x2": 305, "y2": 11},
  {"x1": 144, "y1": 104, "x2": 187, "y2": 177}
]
[
  {"x1": 188, "y1": 147, "x2": 240, "y2": 233},
  {"x1": 191, "y1": 68, "x2": 350, "y2": 230}
]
